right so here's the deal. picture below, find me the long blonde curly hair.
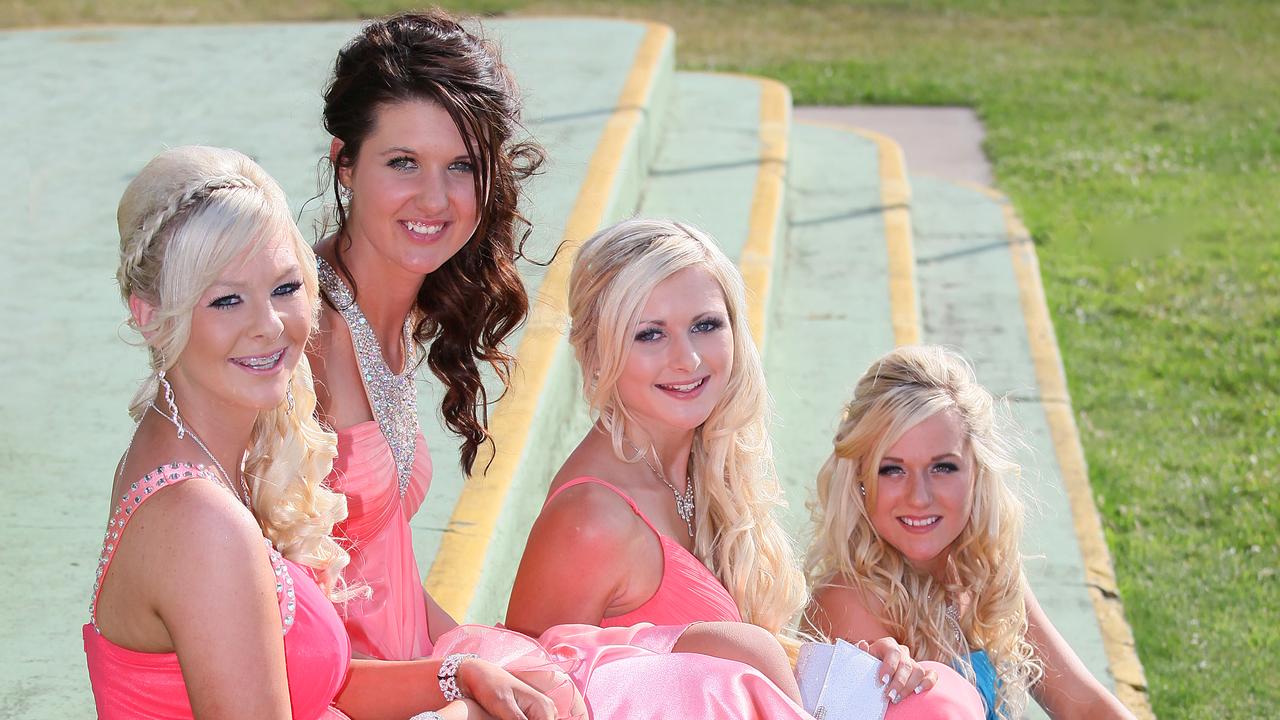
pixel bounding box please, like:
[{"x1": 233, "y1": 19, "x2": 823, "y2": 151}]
[
  {"x1": 806, "y1": 345, "x2": 1042, "y2": 718},
  {"x1": 567, "y1": 218, "x2": 807, "y2": 638},
  {"x1": 116, "y1": 145, "x2": 350, "y2": 596}
]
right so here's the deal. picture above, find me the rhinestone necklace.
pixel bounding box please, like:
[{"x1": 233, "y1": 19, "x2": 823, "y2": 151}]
[
  {"x1": 945, "y1": 602, "x2": 968, "y2": 651},
  {"x1": 318, "y1": 257, "x2": 419, "y2": 496},
  {"x1": 145, "y1": 402, "x2": 251, "y2": 507},
  {"x1": 626, "y1": 439, "x2": 695, "y2": 537}
]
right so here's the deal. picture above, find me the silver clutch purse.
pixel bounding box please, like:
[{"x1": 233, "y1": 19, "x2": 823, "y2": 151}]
[{"x1": 795, "y1": 639, "x2": 889, "y2": 720}]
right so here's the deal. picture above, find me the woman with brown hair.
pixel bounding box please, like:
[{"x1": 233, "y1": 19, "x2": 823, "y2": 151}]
[{"x1": 308, "y1": 9, "x2": 545, "y2": 661}]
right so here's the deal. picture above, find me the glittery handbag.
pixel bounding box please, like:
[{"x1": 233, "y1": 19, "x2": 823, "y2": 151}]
[{"x1": 795, "y1": 639, "x2": 889, "y2": 720}]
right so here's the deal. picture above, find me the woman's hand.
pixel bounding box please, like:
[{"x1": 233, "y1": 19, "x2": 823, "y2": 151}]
[
  {"x1": 455, "y1": 657, "x2": 575, "y2": 720},
  {"x1": 862, "y1": 636, "x2": 937, "y2": 704}
]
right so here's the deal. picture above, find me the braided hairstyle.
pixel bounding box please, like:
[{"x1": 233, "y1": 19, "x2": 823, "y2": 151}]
[
  {"x1": 322, "y1": 10, "x2": 546, "y2": 474},
  {"x1": 117, "y1": 145, "x2": 351, "y2": 596}
]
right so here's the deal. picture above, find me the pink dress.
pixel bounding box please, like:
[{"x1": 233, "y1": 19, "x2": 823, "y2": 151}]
[
  {"x1": 434, "y1": 622, "x2": 816, "y2": 719},
  {"x1": 547, "y1": 477, "x2": 743, "y2": 627},
  {"x1": 83, "y1": 464, "x2": 351, "y2": 720},
  {"x1": 330, "y1": 422, "x2": 434, "y2": 660}
]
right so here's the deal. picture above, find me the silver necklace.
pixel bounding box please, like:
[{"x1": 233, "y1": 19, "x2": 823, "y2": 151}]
[
  {"x1": 626, "y1": 439, "x2": 695, "y2": 537},
  {"x1": 318, "y1": 257, "x2": 419, "y2": 496},
  {"x1": 148, "y1": 402, "x2": 252, "y2": 507}
]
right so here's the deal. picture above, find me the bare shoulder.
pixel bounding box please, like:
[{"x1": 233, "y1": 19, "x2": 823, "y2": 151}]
[
  {"x1": 140, "y1": 476, "x2": 267, "y2": 561},
  {"x1": 806, "y1": 576, "x2": 893, "y2": 642},
  {"x1": 535, "y1": 479, "x2": 643, "y2": 554}
]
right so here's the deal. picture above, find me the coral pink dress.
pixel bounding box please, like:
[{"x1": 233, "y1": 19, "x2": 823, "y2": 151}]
[
  {"x1": 330, "y1": 423, "x2": 434, "y2": 660},
  {"x1": 547, "y1": 477, "x2": 743, "y2": 627},
  {"x1": 83, "y1": 464, "x2": 351, "y2": 720},
  {"x1": 319, "y1": 255, "x2": 436, "y2": 660}
]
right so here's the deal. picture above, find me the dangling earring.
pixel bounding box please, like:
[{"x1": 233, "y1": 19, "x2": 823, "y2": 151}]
[
  {"x1": 339, "y1": 183, "x2": 352, "y2": 201},
  {"x1": 858, "y1": 483, "x2": 866, "y2": 497},
  {"x1": 285, "y1": 383, "x2": 296, "y2": 414},
  {"x1": 158, "y1": 369, "x2": 185, "y2": 439}
]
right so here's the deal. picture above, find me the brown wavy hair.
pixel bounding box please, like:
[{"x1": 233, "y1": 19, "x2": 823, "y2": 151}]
[{"x1": 322, "y1": 10, "x2": 546, "y2": 473}]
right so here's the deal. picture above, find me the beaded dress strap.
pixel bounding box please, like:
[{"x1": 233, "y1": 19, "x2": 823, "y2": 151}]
[
  {"x1": 89, "y1": 462, "x2": 298, "y2": 635},
  {"x1": 317, "y1": 256, "x2": 419, "y2": 497}
]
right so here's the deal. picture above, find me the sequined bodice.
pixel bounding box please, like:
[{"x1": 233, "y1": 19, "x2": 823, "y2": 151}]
[{"x1": 317, "y1": 257, "x2": 420, "y2": 496}]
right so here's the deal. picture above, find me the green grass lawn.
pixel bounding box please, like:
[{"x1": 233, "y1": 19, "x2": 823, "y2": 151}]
[{"x1": 6, "y1": 1, "x2": 1277, "y2": 717}]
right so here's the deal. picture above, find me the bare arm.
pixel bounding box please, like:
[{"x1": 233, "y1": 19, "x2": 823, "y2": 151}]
[
  {"x1": 149, "y1": 483, "x2": 293, "y2": 719},
  {"x1": 806, "y1": 582, "x2": 897, "y2": 643},
  {"x1": 805, "y1": 581, "x2": 941, "y2": 702},
  {"x1": 505, "y1": 485, "x2": 638, "y2": 637},
  {"x1": 1025, "y1": 588, "x2": 1136, "y2": 720},
  {"x1": 336, "y1": 657, "x2": 572, "y2": 720}
]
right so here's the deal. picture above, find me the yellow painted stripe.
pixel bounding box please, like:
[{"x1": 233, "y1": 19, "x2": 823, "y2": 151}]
[
  {"x1": 424, "y1": 22, "x2": 673, "y2": 620},
  {"x1": 733, "y1": 76, "x2": 790, "y2": 347},
  {"x1": 972, "y1": 184, "x2": 1154, "y2": 719},
  {"x1": 794, "y1": 121, "x2": 920, "y2": 346}
]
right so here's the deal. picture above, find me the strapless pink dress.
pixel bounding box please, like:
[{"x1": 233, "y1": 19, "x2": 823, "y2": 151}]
[
  {"x1": 547, "y1": 477, "x2": 743, "y2": 627},
  {"x1": 329, "y1": 422, "x2": 434, "y2": 660},
  {"x1": 83, "y1": 463, "x2": 351, "y2": 719}
]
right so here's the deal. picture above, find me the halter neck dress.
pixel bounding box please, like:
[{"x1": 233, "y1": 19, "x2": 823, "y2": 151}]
[
  {"x1": 82, "y1": 464, "x2": 351, "y2": 719},
  {"x1": 319, "y1": 257, "x2": 435, "y2": 660}
]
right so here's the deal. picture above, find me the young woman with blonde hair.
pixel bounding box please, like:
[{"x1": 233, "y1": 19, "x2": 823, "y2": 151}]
[
  {"x1": 507, "y1": 220, "x2": 985, "y2": 715},
  {"x1": 86, "y1": 145, "x2": 577, "y2": 719},
  {"x1": 806, "y1": 344, "x2": 1135, "y2": 720}
]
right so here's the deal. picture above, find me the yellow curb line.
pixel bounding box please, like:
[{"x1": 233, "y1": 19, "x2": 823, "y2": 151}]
[
  {"x1": 966, "y1": 183, "x2": 1154, "y2": 719},
  {"x1": 793, "y1": 121, "x2": 920, "y2": 346},
  {"x1": 424, "y1": 22, "x2": 674, "y2": 620},
  {"x1": 739, "y1": 76, "x2": 791, "y2": 348}
]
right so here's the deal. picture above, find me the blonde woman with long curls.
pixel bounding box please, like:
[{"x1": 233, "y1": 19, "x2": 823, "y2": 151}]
[
  {"x1": 806, "y1": 345, "x2": 1135, "y2": 720},
  {"x1": 85, "y1": 145, "x2": 582, "y2": 720},
  {"x1": 508, "y1": 219, "x2": 985, "y2": 716}
]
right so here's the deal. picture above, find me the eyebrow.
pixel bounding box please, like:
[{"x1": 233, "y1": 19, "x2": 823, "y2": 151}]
[
  {"x1": 880, "y1": 453, "x2": 963, "y2": 463},
  {"x1": 635, "y1": 310, "x2": 727, "y2": 326},
  {"x1": 209, "y1": 265, "x2": 303, "y2": 291},
  {"x1": 380, "y1": 146, "x2": 416, "y2": 155}
]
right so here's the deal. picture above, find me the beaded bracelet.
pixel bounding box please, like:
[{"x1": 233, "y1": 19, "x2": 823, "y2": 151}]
[{"x1": 438, "y1": 652, "x2": 479, "y2": 702}]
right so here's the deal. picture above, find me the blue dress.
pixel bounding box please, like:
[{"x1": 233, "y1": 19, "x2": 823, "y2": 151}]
[{"x1": 953, "y1": 650, "x2": 999, "y2": 720}]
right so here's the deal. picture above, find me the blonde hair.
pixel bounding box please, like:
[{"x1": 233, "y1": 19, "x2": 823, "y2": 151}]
[
  {"x1": 806, "y1": 345, "x2": 1041, "y2": 718},
  {"x1": 116, "y1": 145, "x2": 350, "y2": 595},
  {"x1": 568, "y1": 218, "x2": 807, "y2": 638}
]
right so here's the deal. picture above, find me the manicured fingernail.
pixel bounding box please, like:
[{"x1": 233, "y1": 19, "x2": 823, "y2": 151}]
[
  {"x1": 888, "y1": 689, "x2": 900, "y2": 704},
  {"x1": 880, "y1": 674, "x2": 890, "y2": 686},
  {"x1": 914, "y1": 685, "x2": 922, "y2": 695}
]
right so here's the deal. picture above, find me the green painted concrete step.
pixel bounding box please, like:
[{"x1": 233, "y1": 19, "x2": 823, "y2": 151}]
[
  {"x1": 0, "y1": 18, "x2": 668, "y2": 715},
  {"x1": 637, "y1": 71, "x2": 769, "y2": 258},
  {"x1": 766, "y1": 121, "x2": 900, "y2": 541},
  {"x1": 910, "y1": 174, "x2": 1114, "y2": 707}
]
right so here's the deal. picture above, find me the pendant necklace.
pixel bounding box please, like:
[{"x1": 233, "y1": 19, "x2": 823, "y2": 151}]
[{"x1": 626, "y1": 439, "x2": 695, "y2": 537}]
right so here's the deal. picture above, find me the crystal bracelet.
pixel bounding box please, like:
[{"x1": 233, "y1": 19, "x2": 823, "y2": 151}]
[{"x1": 438, "y1": 652, "x2": 479, "y2": 702}]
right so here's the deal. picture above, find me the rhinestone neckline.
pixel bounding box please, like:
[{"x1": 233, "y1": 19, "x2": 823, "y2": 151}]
[{"x1": 318, "y1": 257, "x2": 419, "y2": 496}]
